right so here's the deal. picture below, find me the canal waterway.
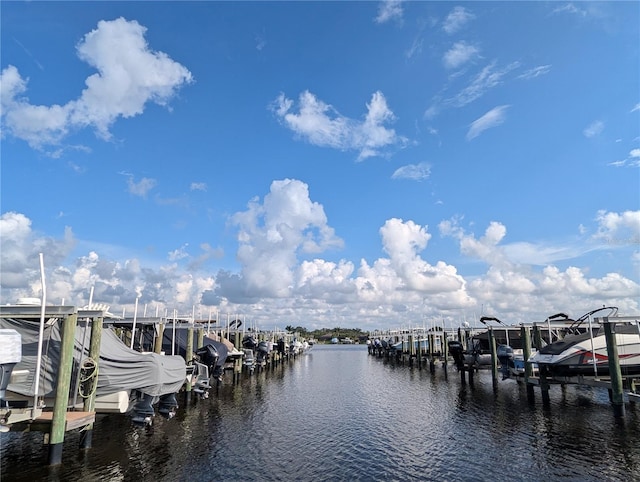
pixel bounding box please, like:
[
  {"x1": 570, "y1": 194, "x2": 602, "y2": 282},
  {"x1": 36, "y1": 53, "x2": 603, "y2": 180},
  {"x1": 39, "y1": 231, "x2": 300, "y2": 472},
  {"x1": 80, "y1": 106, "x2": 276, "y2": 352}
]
[{"x1": 2, "y1": 344, "x2": 639, "y2": 481}]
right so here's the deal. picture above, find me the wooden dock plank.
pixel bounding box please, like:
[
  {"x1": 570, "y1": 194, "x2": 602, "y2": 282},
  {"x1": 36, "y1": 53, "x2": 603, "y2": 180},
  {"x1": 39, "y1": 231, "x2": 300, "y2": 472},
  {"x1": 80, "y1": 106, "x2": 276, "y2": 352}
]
[{"x1": 31, "y1": 411, "x2": 96, "y2": 432}]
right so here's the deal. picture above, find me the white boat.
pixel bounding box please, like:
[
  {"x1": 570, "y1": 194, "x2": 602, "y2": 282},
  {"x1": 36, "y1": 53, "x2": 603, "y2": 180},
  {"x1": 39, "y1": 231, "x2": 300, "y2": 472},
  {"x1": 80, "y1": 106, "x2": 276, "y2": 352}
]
[{"x1": 528, "y1": 307, "x2": 640, "y2": 377}]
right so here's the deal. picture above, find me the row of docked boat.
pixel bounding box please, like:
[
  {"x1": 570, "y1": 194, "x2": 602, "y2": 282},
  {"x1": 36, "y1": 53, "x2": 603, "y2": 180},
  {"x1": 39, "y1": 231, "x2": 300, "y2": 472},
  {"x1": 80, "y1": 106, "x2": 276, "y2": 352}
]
[
  {"x1": 0, "y1": 301, "x2": 312, "y2": 432},
  {"x1": 367, "y1": 306, "x2": 640, "y2": 380},
  {"x1": 448, "y1": 306, "x2": 640, "y2": 379}
]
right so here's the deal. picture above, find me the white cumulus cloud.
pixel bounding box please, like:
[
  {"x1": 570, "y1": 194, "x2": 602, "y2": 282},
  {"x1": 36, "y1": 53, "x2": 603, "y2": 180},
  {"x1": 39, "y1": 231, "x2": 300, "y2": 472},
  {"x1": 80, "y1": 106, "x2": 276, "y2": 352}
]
[
  {"x1": 0, "y1": 17, "x2": 193, "y2": 150},
  {"x1": 272, "y1": 90, "x2": 407, "y2": 161}
]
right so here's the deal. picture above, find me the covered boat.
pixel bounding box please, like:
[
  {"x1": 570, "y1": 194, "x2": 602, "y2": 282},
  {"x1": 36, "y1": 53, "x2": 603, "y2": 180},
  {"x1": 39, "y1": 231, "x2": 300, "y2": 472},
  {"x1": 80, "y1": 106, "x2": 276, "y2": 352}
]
[{"x1": 0, "y1": 307, "x2": 186, "y2": 416}]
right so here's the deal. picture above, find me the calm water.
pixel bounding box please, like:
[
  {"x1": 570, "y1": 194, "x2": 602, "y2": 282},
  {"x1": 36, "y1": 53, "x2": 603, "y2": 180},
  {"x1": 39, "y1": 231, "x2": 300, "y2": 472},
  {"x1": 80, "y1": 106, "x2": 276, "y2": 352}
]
[{"x1": 2, "y1": 345, "x2": 639, "y2": 481}]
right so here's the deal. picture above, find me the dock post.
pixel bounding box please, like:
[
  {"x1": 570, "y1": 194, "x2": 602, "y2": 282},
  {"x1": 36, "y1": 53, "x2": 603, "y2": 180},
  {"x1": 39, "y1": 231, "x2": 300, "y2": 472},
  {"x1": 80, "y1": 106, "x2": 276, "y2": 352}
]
[
  {"x1": 603, "y1": 318, "x2": 625, "y2": 418},
  {"x1": 80, "y1": 315, "x2": 102, "y2": 450},
  {"x1": 442, "y1": 331, "x2": 448, "y2": 379},
  {"x1": 186, "y1": 325, "x2": 194, "y2": 393},
  {"x1": 533, "y1": 325, "x2": 550, "y2": 405},
  {"x1": 197, "y1": 327, "x2": 204, "y2": 350},
  {"x1": 48, "y1": 312, "x2": 78, "y2": 465},
  {"x1": 489, "y1": 328, "x2": 498, "y2": 388},
  {"x1": 428, "y1": 333, "x2": 435, "y2": 372},
  {"x1": 521, "y1": 326, "x2": 534, "y2": 402},
  {"x1": 408, "y1": 334, "x2": 414, "y2": 367},
  {"x1": 154, "y1": 323, "x2": 164, "y2": 354},
  {"x1": 234, "y1": 331, "x2": 242, "y2": 383}
]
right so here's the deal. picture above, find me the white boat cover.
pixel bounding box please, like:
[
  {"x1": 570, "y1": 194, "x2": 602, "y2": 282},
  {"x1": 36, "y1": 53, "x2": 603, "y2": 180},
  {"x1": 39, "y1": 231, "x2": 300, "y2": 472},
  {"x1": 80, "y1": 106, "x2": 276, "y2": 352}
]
[{"x1": 0, "y1": 318, "x2": 186, "y2": 398}]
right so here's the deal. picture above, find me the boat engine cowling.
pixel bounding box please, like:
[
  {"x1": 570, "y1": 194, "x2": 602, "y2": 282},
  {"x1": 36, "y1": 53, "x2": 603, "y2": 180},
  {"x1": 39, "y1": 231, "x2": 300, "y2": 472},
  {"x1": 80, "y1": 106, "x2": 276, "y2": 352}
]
[
  {"x1": 256, "y1": 341, "x2": 270, "y2": 364},
  {"x1": 496, "y1": 344, "x2": 514, "y2": 366},
  {"x1": 448, "y1": 340, "x2": 465, "y2": 369},
  {"x1": 158, "y1": 393, "x2": 178, "y2": 419},
  {"x1": 196, "y1": 344, "x2": 220, "y2": 373},
  {"x1": 130, "y1": 392, "x2": 156, "y2": 426},
  {"x1": 242, "y1": 335, "x2": 258, "y2": 350}
]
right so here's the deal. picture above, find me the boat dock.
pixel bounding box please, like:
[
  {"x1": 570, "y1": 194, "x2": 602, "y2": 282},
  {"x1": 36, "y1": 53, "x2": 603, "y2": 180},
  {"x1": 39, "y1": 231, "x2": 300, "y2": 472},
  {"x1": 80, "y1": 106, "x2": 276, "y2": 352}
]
[
  {"x1": 368, "y1": 313, "x2": 640, "y2": 418},
  {"x1": 0, "y1": 303, "x2": 312, "y2": 467}
]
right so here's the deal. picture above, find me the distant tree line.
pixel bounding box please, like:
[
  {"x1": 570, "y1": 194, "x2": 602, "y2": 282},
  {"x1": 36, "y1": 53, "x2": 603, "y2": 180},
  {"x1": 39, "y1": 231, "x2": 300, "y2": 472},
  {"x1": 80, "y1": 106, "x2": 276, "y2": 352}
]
[{"x1": 285, "y1": 325, "x2": 367, "y2": 342}]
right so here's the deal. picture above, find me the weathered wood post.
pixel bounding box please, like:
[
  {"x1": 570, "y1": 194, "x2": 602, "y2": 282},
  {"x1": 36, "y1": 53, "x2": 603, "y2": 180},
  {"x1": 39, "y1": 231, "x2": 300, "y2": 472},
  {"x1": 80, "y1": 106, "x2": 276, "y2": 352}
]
[
  {"x1": 48, "y1": 312, "x2": 78, "y2": 465},
  {"x1": 80, "y1": 315, "x2": 102, "y2": 450},
  {"x1": 521, "y1": 326, "x2": 535, "y2": 402},
  {"x1": 234, "y1": 331, "x2": 242, "y2": 383},
  {"x1": 186, "y1": 325, "x2": 194, "y2": 392},
  {"x1": 489, "y1": 328, "x2": 498, "y2": 388},
  {"x1": 533, "y1": 325, "x2": 550, "y2": 405},
  {"x1": 603, "y1": 318, "x2": 625, "y2": 418},
  {"x1": 408, "y1": 334, "x2": 414, "y2": 367},
  {"x1": 442, "y1": 330, "x2": 448, "y2": 379},
  {"x1": 197, "y1": 327, "x2": 204, "y2": 350},
  {"x1": 428, "y1": 333, "x2": 435, "y2": 373},
  {"x1": 154, "y1": 323, "x2": 164, "y2": 354}
]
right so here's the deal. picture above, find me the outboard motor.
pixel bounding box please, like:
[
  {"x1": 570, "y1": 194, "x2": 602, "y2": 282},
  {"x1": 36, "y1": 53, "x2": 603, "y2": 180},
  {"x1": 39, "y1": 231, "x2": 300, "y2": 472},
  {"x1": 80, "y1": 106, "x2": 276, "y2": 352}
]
[
  {"x1": 243, "y1": 349, "x2": 256, "y2": 372},
  {"x1": 130, "y1": 392, "x2": 156, "y2": 426},
  {"x1": 277, "y1": 338, "x2": 286, "y2": 356},
  {"x1": 448, "y1": 340, "x2": 465, "y2": 370},
  {"x1": 196, "y1": 344, "x2": 220, "y2": 375},
  {"x1": 496, "y1": 344, "x2": 513, "y2": 365},
  {"x1": 256, "y1": 341, "x2": 270, "y2": 366},
  {"x1": 496, "y1": 344, "x2": 514, "y2": 378},
  {"x1": 194, "y1": 343, "x2": 221, "y2": 390},
  {"x1": 158, "y1": 393, "x2": 178, "y2": 419},
  {"x1": 191, "y1": 361, "x2": 211, "y2": 398},
  {"x1": 242, "y1": 335, "x2": 258, "y2": 351}
]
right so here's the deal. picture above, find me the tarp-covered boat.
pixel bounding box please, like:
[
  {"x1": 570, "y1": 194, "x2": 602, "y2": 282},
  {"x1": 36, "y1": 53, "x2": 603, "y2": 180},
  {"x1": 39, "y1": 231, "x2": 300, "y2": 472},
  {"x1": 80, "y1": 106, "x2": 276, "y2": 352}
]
[{"x1": 0, "y1": 316, "x2": 186, "y2": 411}]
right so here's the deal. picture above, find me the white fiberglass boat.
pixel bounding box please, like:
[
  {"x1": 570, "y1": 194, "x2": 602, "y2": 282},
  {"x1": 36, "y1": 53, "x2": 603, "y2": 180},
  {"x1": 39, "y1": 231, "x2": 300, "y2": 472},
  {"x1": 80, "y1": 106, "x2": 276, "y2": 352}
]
[{"x1": 528, "y1": 307, "x2": 640, "y2": 377}]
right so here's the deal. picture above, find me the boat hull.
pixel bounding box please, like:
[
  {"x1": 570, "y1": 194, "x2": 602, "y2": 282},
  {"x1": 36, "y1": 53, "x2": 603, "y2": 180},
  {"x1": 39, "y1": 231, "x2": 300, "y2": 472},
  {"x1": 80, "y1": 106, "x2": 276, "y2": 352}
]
[{"x1": 529, "y1": 326, "x2": 640, "y2": 377}]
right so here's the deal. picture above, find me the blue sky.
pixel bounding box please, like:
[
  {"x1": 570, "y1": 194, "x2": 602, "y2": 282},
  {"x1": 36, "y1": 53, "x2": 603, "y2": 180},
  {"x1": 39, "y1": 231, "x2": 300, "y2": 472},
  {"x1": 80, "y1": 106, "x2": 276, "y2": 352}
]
[{"x1": 1, "y1": 1, "x2": 639, "y2": 330}]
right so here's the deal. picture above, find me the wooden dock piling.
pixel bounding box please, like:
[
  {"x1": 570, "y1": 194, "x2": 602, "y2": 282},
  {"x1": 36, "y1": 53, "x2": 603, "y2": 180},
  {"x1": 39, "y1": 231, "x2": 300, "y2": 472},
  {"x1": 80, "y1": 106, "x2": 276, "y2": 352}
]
[
  {"x1": 428, "y1": 333, "x2": 435, "y2": 372},
  {"x1": 197, "y1": 327, "x2": 204, "y2": 350},
  {"x1": 489, "y1": 328, "x2": 498, "y2": 388},
  {"x1": 532, "y1": 325, "x2": 550, "y2": 405},
  {"x1": 521, "y1": 326, "x2": 535, "y2": 402},
  {"x1": 48, "y1": 312, "x2": 78, "y2": 465},
  {"x1": 80, "y1": 315, "x2": 103, "y2": 450},
  {"x1": 186, "y1": 326, "x2": 194, "y2": 392},
  {"x1": 603, "y1": 319, "x2": 625, "y2": 417},
  {"x1": 154, "y1": 323, "x2": 164, "y2": 354}
]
